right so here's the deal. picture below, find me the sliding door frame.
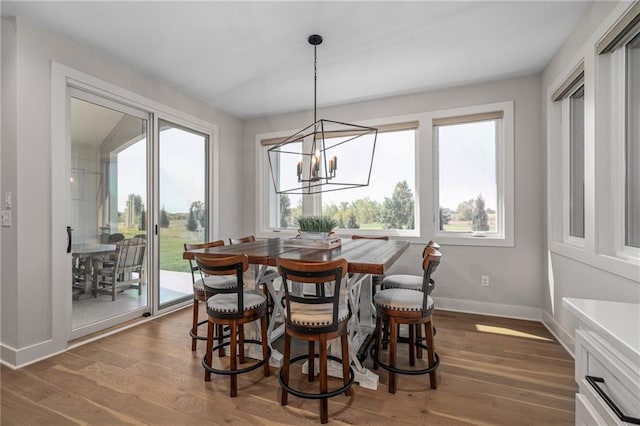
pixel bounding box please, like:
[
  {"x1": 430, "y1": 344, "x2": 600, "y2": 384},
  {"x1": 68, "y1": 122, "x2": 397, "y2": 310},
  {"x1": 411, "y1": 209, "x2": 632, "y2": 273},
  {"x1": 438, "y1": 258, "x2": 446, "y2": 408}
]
[{"x1": 51, "y1": 62, "x2": 219, "y2": 350}]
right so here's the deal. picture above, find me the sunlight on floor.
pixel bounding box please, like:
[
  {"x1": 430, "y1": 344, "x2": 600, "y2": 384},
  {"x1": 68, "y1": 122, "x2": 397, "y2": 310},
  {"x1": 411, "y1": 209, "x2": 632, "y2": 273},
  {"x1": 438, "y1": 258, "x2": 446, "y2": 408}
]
[{"x1": 475, "y1": 324, "x2": 553, "y2": 341}]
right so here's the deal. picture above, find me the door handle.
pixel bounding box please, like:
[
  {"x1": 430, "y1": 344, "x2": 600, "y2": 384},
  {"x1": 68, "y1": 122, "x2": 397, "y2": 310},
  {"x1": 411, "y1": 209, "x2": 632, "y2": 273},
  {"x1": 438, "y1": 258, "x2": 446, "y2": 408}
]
[{"x1": 66, "y1": 226, "x2": 73, "y2": 253}]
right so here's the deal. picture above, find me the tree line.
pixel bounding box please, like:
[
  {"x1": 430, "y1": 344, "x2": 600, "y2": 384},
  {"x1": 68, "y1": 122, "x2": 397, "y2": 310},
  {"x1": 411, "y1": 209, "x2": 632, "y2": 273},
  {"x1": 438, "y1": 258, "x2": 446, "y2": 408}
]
[{"x1": 279, "y1": 180, "x2": 416, "y2": 230}]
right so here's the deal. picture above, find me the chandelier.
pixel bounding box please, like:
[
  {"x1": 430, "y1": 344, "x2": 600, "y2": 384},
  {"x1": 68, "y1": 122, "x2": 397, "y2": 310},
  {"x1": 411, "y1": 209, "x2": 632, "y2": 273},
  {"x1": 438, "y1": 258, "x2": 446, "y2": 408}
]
[{"x1": 267, "y1": 34, "x2": 378, "y2": 195}]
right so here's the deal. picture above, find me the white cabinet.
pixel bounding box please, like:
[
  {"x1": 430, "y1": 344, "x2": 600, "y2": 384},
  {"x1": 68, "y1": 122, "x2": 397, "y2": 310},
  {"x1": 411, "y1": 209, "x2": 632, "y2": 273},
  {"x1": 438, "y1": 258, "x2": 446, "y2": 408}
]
[{"x1": 564, "y1": 298, "x2": 640, "y2": 425}]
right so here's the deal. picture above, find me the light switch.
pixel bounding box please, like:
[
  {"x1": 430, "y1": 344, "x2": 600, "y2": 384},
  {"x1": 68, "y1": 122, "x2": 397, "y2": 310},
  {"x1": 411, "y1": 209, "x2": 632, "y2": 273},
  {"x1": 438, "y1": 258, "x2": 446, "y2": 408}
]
[
  {"x1": 1, "y1": 211, "x2": 11, "y2": 227},
  {"x1": 5, "y1": 192, "x2": 11, "y2": 209}
]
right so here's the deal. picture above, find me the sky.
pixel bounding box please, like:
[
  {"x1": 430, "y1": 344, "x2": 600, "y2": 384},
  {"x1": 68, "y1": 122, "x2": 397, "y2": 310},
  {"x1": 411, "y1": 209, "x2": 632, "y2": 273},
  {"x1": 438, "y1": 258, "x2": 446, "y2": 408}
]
[
  {"x1": 275, "y1": 125, "x2": 496, "y2": 211},
  {"x1": 117, "y1": 123, "x2": 497, "y2": 214},
  {"x1": 117, "y1": 128, "x2": 206, "y2": 213}
]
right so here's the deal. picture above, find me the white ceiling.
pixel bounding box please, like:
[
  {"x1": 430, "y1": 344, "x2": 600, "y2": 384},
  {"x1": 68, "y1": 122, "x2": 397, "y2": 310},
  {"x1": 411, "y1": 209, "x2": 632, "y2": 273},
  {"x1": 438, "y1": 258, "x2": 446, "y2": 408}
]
[{"x1": 3, "y1": 1, "x2": 591, "y2": 119}]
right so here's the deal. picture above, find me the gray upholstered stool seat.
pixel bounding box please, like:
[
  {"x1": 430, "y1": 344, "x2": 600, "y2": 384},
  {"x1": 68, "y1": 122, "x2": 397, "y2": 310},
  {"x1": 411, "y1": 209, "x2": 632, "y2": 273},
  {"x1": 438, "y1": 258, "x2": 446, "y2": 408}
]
[
  {"x1": 374, "y1": 289, "x2": 434, "y2": 313},
  {"x1": 207, "y1": 290, "x2": 266, "y2": 314}
]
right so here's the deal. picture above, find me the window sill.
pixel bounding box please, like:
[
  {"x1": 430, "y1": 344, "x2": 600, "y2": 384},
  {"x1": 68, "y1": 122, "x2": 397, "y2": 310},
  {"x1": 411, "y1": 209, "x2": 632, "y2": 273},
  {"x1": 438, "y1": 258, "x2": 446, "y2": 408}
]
[
  {"x1": 550, "y1": 241, "x2": 640, "y2": 282},
  {"x1": 434, "y1": 232, "x2": 513, "y2": 247}
]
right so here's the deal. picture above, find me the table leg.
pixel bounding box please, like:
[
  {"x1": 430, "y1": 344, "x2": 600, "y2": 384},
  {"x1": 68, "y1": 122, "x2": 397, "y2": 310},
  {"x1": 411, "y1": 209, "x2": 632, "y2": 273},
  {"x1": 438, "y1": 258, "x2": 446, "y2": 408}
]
[
  {"x1": 302, "y1": 272, "x2": 379, "y2": 390},
  {"x1": 242, "y1": 265, "x2": 284, "y2": 367}
]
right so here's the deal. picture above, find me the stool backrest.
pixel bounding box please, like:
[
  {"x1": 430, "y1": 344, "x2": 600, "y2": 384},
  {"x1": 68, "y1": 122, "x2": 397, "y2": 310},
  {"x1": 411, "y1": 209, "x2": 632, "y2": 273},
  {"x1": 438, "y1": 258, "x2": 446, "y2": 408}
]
[
  {"x1": 421, "y1": 247, "x2": 442, "y2": 313},
  {"x1": 276, "y1": 258, "x2": 348, "y2": 334},
  {"x1": 184, "y1": 240, "x2": 225, "y2": 284},
  {"x1": 194, "y1": 254, "x2": 249, "y2": 319},
  {"x1": 229, "y1": 235, "x2": 256, "y2": 245}
]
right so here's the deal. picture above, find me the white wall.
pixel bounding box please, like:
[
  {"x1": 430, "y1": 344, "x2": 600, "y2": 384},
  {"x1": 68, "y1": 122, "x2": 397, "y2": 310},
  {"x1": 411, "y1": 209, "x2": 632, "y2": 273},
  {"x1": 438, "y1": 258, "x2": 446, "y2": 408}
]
[
  {"x1": 0, "y1": 17, "x2": 245, "y2": 366},
  {"x1": 541, "y1": 1, "x2": 640, "y2": 354},
  {"x1": 244, "y1": 74, "x2": 545, "y2": 320}
]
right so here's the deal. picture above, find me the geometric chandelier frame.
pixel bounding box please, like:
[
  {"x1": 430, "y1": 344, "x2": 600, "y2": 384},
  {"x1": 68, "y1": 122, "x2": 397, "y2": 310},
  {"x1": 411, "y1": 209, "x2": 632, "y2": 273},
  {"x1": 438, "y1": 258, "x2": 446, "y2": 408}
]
[{"x1": 267, "y1": 34, "x2": 377, "y2": 195}]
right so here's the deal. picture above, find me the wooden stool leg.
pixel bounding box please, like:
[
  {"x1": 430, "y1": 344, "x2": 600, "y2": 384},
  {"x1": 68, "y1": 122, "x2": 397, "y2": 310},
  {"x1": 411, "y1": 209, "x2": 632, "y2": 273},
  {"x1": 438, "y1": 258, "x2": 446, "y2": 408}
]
[
  {"x1": 281, "y1": 333, "x2": 291, "y2": 406},
  {"x1": 204, "y1": 319, "x2": 214, "y2": 382},
  {"x1": 341, "y1": 333, "x2": 353, "y2": 396},
  {"x1": 216, "y1": 324, "x2": 225, "y2": 357},
  {"x1": 389, "y1": 317, "x2": 397, "y2": 394},
  {"x1": 382, "y1": 319, "x2": 389, "y2": 350},
  {"x1": 238, "y1": 324, "x2": 246, "y2": 364},
  {"x1": 308, "y1": 341, "x2": 315, "y2": 382},
  {"x1": 230, "y1": 320, "x2": 238, "y2": 397},
  {"x1": 425, "y1": 319, "x2": 437, "y2": 389},
  {"x1": 409, "y1": 324, "x2": 416, "y2": 367},
  {"x1": 319, "y1": 334, "x2": 329, "y2": 424},
  {"x1": 416, "y1": 324, "x2": 423, "y2": 359},
  {"x1": 373, "y1": 316, "x2": 382, "y2": 370},
  {"x1": 260, "y1": 315, "x2": 270, "y2": 377},
  {"x1": 191, "y1": 299, "x2": 199, "y2": 351}
]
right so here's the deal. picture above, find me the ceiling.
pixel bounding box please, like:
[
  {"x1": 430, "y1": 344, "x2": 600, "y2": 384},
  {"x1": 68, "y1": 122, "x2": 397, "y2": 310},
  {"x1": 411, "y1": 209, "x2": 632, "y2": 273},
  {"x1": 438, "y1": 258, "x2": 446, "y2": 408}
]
[{"x1": 2, "y1": 1, "x2": 591, "y2": 119}]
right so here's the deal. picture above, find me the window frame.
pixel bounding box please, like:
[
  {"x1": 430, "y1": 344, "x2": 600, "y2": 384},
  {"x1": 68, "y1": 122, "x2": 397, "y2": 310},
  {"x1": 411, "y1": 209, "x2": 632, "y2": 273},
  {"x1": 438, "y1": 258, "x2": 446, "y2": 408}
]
[
  {"x1": 255, "y1": 115, "x2": 421, "y2": 238},
  {"x1": 430, "y1": 101, "x2": 515, "y2": 247},
  {"x1": 559, "y1": 75, "x2": 586, "y2": 248},
  {"x1": 610, "y1": 34, "x2": 640, "y2": 261}
]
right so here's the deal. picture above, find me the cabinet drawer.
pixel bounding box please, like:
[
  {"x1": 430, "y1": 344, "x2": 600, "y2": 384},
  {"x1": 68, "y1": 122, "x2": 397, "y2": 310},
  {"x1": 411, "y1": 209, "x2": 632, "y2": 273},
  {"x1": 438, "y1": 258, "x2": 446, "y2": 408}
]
[
  {"x1": 576, "y1": 392, "x2": 606, "y2": 426},
  {"x1": 576, "y1": 331, "x2": 640, "y2": 425}
]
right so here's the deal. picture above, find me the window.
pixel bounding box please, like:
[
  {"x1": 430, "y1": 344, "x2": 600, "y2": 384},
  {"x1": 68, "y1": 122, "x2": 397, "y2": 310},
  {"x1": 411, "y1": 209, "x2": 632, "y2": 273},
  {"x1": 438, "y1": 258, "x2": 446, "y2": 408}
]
[
  {"x1": 551, "y1": 61, "x2": 585, "y2": 244},
  {"x1": 261, "y1": 124, "x2": 417, "y2": 235},
  {"x1": 569, "y1": 84, "x2": 585, "y2": 239},
  {"x1": 432, "y1": 102, "x2": 514, "y2": 244},
  {"x1": 625, "y1": 33, "x2": 639, "y2": 248},
  {"x1": 597, "y1": 3, "x2": 639, "y2": 257}
]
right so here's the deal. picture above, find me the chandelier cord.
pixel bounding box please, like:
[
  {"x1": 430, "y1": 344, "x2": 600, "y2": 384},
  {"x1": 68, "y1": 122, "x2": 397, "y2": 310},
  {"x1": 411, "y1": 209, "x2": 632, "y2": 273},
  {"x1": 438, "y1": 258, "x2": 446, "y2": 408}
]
[{"x1": 313, "y1": 43, "x2": 318, "y2": 125}]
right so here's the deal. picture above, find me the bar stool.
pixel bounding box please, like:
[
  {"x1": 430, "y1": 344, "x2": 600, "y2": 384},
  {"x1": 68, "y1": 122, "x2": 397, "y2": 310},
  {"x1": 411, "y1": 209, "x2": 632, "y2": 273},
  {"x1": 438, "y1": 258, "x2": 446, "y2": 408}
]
[
  {"x1": 229, "y1": 235, "x2": 279, "y2": 323},
  {"x1": 276, "y1": 258, "x2": 354, "y2": 424},
  {"x1": 371, "y1": 246, "x2": 441, "y2": 394},
  {"x1": 380, "y1": 240, "x2": 440, "y2": 355},
  {"x1": 184, "y1": 241, "x2": 237, "y2": 351},
  {"x1": 195, "y1": 253, "x2": 271, "y2": 397}
]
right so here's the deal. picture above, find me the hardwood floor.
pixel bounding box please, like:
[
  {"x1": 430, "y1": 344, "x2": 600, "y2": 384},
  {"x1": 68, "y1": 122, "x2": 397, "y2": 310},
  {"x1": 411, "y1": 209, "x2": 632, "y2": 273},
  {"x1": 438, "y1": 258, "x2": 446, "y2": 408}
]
[{"x1": 1, "y1": 309, "x2": 576, "y2": 425}]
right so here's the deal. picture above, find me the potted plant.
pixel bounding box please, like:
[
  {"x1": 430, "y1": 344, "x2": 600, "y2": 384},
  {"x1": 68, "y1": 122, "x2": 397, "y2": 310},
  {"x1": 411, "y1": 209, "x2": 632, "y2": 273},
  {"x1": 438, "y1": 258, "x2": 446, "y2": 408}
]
[{"x1": 296, "y1": 216, "x2": 338, "y2": 240}]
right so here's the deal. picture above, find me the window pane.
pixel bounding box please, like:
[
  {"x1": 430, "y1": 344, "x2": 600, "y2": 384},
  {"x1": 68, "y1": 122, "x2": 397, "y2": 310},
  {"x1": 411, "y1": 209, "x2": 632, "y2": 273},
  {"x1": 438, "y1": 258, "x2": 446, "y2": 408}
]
[
  {"x1": 626, "y1": 33, "x2": 640, "y2": 248},
  {"x1": 268, "y1": 140, "x2": 302, "y2": 228},
  {"x1": 437, "y1": 121, "x2": 498, "y2": 233},
  {"x1": 158, "y1": 121, "x2": 208, "y2": 307},
  {"x1": 570, "y1": 85, "x2": 585, "y2": 238},
  {"x1": 321, "y1": 130, "x2": 415, "y2": 230}
]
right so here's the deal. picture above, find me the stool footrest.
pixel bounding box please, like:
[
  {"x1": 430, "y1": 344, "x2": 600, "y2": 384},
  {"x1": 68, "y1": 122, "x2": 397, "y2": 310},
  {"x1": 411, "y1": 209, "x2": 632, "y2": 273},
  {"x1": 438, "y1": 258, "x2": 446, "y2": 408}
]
[
  {"x1": 370, "y1": 343, "x2": 440, "y2": 376},
  {"x1": 202, "y1": 339, "x2": 271, "y2": 376},
  {"x1": 279, "y1": 354, "x2": 354, "y2": 400}
]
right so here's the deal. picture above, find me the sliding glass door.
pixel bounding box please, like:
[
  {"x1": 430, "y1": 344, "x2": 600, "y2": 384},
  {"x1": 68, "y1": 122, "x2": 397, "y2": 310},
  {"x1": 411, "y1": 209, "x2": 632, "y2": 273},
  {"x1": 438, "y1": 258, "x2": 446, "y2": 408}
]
[
  {"x1": 69, "y1": 89, "x2": 151, "y2": 336},
  {"x1": 157, "y1": 120, "x2": 209, "y2": 308}
]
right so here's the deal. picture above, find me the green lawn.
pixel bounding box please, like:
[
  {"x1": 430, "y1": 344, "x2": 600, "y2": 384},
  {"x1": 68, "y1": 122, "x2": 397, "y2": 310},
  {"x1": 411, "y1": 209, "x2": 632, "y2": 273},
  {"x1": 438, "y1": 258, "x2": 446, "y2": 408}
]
[{"x1": 118, "y1": 219, "x2": 203, "y2": 273}]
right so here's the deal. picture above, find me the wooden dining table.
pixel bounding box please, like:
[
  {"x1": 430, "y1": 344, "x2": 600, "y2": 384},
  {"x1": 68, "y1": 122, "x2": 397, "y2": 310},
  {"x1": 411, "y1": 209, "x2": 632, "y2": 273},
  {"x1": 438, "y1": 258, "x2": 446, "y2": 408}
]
[{"x1": 183, "y1": 237, "x2": 409, "y2": 389}]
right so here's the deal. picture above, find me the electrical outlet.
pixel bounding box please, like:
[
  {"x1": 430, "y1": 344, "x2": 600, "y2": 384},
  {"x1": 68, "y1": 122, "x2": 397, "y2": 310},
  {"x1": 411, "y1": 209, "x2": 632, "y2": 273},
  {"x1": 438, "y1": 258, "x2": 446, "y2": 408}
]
[
  {"x1": 1, "y1": 211, "x2": 11, "y2": 227},
  {"x1": 481, "y1": 275, "x2": 490, "y2": 287}
]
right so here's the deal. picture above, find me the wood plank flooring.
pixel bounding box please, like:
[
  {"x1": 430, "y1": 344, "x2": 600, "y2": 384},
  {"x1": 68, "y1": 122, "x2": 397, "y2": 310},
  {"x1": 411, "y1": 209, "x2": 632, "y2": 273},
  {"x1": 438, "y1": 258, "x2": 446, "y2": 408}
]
[{"x1": 1, "y1": 309, "x2": 576, "y2": 425}]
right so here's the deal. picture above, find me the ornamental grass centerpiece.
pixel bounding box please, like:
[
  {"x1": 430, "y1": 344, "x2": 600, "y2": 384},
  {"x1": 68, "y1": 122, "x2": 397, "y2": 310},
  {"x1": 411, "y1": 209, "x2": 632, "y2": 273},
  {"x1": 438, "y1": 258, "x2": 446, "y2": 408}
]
[
  {"x1": 296, "y1": 216, "x2": 338, "y2": 239},
  {"x1": 288, "y1": 216, "x2": 341, "y2": 249}
]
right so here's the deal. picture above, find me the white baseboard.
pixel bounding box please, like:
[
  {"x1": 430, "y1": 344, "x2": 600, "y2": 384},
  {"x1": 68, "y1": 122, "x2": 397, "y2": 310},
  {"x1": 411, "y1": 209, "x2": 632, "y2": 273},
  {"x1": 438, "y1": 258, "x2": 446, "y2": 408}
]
[
  {"x1": 541, "y1": 309, "x2": 575, "y2": 358},
  {"x1": 0, "y1": 339, "x2": 63, "y2": 369},
  {"x1": 433, "y1": 296, "x2": 542, "y2": 321}
]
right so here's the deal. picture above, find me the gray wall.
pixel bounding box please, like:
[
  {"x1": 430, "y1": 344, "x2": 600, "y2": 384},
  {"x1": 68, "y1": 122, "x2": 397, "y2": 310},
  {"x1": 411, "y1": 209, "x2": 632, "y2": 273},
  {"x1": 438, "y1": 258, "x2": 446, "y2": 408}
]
[
  {"x1": 244, "y1": 74, "x2": 546, "y2": 319},
  {"x1": 541, "y1": 1, "x2": 640, "y2": 352},
  {"x1": 0, "y1": 17, "x2": 245, "y2": 365}
]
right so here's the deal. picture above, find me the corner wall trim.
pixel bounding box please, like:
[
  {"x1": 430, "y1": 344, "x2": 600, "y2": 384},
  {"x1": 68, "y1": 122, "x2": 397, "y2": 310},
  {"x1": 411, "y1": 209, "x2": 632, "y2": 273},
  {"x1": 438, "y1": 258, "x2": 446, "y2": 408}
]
[{"x1": 541, "y1": 309, "x2": 575, "y2": 358}]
